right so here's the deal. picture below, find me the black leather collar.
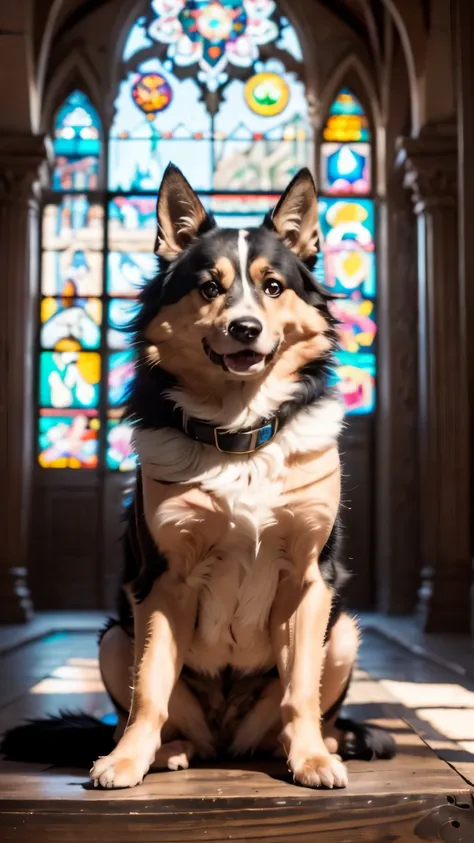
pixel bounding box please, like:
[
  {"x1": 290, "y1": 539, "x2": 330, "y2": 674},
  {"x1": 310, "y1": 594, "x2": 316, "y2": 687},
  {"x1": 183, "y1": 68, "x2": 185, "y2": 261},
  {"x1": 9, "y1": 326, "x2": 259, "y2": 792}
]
[{"x1": 182, "y1": 415, "x2": 279, "y2": 454}]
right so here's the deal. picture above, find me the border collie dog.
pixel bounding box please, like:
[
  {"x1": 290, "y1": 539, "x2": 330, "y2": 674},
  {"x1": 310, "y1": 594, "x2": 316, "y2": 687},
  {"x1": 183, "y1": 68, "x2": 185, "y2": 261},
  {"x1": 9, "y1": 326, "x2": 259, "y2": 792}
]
[{"x1": 2, "y1": 165, "x2": 395, "y2": 788}]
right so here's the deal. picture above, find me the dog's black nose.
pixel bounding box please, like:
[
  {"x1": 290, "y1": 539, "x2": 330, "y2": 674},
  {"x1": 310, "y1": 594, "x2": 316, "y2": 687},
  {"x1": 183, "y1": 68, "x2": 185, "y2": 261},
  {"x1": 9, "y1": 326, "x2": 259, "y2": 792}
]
[{"x1": 228, "y1": 317, "x2": 263, "y2": 343}]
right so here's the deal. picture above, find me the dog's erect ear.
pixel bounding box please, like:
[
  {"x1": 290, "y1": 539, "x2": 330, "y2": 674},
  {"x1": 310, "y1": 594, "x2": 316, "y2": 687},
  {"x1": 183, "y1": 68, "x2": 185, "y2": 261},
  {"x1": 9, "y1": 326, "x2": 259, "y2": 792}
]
[
  {"x1": 270, "y1": 168, "x2": 320, "y2": 260},
  {"x1": 155, "y1": 163, "x2": 211, "y2": 261}
]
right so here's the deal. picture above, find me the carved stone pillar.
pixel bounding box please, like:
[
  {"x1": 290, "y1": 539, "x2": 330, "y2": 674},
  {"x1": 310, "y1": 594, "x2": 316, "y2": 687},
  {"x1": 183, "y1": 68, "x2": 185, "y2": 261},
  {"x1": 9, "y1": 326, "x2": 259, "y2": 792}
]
[
  {"x1": 0, "y1": 135, "x2": 48, "y2": 622},
  {"x1": 397, "y1": 125, "x2": 471, "y2": 633}
]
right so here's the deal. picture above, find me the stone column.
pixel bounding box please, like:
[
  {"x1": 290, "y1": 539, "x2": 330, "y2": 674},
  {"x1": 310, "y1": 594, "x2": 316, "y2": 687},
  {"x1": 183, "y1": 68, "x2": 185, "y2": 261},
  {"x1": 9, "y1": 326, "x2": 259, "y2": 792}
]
[
  {"x1": 0, "y1": 135, "x2": 48, "y2": 622},
  {"x1": 397, "y1": 124, "x2": 471, "y2": 633}
]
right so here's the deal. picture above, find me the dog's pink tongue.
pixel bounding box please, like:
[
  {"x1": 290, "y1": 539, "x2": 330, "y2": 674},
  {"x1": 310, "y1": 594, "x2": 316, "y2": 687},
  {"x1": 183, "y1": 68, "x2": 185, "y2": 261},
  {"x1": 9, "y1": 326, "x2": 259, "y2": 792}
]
[{"x1": 224, "y1": 350, "x2": 264, "y2": 372}]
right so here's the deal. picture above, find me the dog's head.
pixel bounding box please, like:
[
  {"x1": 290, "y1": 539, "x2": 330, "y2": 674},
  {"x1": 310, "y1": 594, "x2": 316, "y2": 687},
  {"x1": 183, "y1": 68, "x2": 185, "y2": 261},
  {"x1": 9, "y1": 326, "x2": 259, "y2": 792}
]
[{"x1": 134, "y1": 164, "x2": 336, "y2": 397}]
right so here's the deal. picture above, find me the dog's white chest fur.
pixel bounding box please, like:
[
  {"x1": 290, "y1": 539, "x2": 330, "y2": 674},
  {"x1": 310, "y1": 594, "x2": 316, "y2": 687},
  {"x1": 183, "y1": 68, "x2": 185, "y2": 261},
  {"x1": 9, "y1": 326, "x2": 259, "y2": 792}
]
[
  {"x1": 186, "y1": 475, "x2": 287, "y2": 675},
  {"x1": 134, "y1": 397, "x2": 344, "y2": 675}
]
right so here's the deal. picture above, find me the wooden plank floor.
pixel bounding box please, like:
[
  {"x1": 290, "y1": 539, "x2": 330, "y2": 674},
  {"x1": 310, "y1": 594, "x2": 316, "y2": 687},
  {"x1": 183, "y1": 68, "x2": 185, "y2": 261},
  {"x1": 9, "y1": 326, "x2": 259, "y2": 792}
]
[{"x1": 0, "y1": 624, "x2": 473, "y2": 841}]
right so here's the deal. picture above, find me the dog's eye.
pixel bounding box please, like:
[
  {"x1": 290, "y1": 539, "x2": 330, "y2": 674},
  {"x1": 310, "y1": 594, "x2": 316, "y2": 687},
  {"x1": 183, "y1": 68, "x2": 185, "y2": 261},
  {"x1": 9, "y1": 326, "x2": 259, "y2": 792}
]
[
  {"x1": 200, "y1": 280, "x2": 221, "y2": 301},
  {"x1": 263, "y1": 278, "x2": 283, "y2": 298}
]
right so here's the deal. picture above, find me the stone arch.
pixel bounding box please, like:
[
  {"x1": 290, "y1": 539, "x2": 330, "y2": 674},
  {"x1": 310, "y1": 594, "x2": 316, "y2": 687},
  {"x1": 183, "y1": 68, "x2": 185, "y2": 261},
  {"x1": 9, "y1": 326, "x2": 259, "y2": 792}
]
[
  {"x1": 380, "y1": 0, "x2": 427, "y2": 132},
  {"x1": 40, "y1": 47, "x2": 103, "y2": 135}
]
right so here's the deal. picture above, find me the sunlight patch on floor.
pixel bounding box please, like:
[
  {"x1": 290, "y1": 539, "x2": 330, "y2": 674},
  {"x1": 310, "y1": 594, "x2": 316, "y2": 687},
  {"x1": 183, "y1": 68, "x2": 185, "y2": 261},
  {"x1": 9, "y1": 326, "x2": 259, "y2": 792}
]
[
  {"x1": 67, "y1": 658, "x2": 100, "y2": 668},
  {"x1": 415, "y1": 708, "x2": 474, "y2": 742},
  {"x1": 30, "y1": 677, "x2": 106, "y2": 694},
  {"x1": 380, "y1": 680, "x2": 474, "y2": 708}
]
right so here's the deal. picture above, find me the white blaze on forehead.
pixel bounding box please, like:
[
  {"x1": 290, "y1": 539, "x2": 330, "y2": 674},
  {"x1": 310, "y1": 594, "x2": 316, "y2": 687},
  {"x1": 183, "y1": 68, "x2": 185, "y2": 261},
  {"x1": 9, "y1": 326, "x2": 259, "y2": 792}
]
[{"x1": 237, "y1": 229, "x2": 256, "y2": 307}]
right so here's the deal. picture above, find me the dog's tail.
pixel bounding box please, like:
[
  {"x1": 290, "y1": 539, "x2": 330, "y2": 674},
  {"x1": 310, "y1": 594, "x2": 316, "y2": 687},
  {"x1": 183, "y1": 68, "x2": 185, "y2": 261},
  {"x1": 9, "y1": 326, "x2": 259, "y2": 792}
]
[
  {"x1": 335, "y1": 716, "x2": 397, "y2": 761},
  {"x1": 1, "y1": 712, "x2": 115, "y2": 768},
  {"x1": 1, "y1": 712, "x2": 396, "y2": 767}
]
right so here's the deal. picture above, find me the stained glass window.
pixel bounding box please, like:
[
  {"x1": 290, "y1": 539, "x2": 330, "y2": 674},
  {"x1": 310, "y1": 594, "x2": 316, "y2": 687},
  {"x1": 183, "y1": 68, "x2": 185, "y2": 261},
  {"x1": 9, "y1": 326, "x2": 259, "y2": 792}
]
[
  {"x1": 109, "y1": 2, "x2": 312, "y2": 193},
  {"x1": 39, "y1": 410, "x2": 100, "y2": 468},
  {"x1": 39, "y1": 7, "x2": 377, "y2": 472},
  {"x1": 38, "y1": 90, "x2": 137, "y2": 471},
  {"x1": 52, "y1": 92, "x2": 101, "y2": 191},
  {"x1": 318, "y1": 89, "x2": 376, "y2": 415}
]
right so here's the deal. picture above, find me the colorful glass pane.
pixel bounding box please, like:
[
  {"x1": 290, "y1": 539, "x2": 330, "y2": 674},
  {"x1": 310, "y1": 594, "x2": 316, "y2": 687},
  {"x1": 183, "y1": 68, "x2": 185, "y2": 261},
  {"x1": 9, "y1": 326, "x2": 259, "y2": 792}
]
[
  {"x1": 107, "y1": 300, "x2": 139, "y2": 349},
  {"x1": 330, "y1": 295, "x2": 376, "y2": 354},
  {"x1": 213, "y1": 137, "x2": 310, "y2": 191},
  {"x1": 244, "y1": 72, "x2": 289, "y2": 117},
  {"x1": 208, "y1": 193, "x2": 276, "y2": 227},
  {"x1": 123, "y1": 16, "x2": 152, "y2": 61},
  {"x1": 39, "y1": 351, "x2": 101, "y2": 409},
  {"x1": 107, "y1": 252, "x2": 156, "y2": 296},
  {"x1": 42, "y1": 197, "x2": 104, "y2": 250},
  {"x1": 52, "y1": 91, "x2": 100, "y2": 191},
  {"x1": 145, "y1": 0, "x2": 292, "y2": 95},
  {"x1": 320, "y1": 143, "x2": 371, "y2": 195},
  {"x1": 40, "y1": 297, "x2": 102, "y2": 350},
  {"x1": 41, "y1": 250, "x2": 103, "y2": 296},
  {"x1": 108, "y1": 197, "x2": 156, "y2": 252},
  {"x1": 109, "y1": 57, "x2": 212, "y2": 191},
  {"x1": 107, "y1": 415, "x2": 138, "y2": 471},
  {"x1": 335, "y1": 352, "x2": 375, "y2": 414},
  {"x1": 111, "y1": 61, "x2": 210, "y2": 140},
  {"x1": 109, "y1": 137, "x2": 213, "y2": 192},
  {"x1": 38, "y1": 409, "x2": 99, "y2": 469},
  {"x1": 213, "y1": 71, "x2": 311, "y2": 191},
  {"x1": 52, "y1": 156, "x2": 99, "y2": 192},
  {"x1": 108, "y1": 351, "x2": 135, "y2": 407},
  {"x1": 215, "y1": 69, "x2": 309, "y2": 136},
  {"x1": 317, "y1": 198, "x2": 376, "y2": 298},
  {"x1": 323, "y1": 88, "x2": 370, "y2": 142}
]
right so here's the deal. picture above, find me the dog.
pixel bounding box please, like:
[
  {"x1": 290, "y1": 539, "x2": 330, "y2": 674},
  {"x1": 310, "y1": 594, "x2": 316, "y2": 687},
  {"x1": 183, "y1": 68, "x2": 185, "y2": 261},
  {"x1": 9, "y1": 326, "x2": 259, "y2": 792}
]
[{"x1": 2, "y1": 164, "x2": 395, "y2": 787}]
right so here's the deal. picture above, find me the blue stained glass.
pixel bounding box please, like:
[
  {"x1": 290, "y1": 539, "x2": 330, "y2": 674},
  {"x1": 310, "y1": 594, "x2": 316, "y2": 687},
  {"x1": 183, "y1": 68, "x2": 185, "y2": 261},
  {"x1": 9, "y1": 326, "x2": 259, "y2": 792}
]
[
  {"x1": 107, "y1": 252, "x2": 156, "y2": 297},
  {"x1": 108, "y1": 197, "x2": 157, "y2": 253},
  {"x1": 108, "y1": 350, "x2": 136, "y2": 407},
  {"x1": 123, "y1": 16, "x2": 152, "y2": 61},
  {"x1": 54, "y1": 91, "x2": 100, "y2": 155},
  {"x1": 321, "y1": 143, "x2": 371, "y2": 195},
  {"x1": 107, "y1": 416, "x2": 139, "y2": 471},
  {"x1": 52, "y1": 91, "x2": 101, "y2": 191},
  {"x1": 107, "y1": 300, "x2": 139, "y2": 349},
  {"x1": 39, "y1": 351, "x2": 101, "y2": 409},
  {"x1": 329, "y1": 88, "x2": 364, "y2": 116}
]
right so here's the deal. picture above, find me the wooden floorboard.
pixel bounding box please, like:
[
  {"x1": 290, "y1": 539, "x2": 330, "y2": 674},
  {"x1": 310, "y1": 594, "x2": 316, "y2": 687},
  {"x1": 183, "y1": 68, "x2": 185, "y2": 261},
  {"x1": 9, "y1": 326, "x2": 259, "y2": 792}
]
[{"x1": 0, "y1": 626, "x2": 473, "y2": 841}]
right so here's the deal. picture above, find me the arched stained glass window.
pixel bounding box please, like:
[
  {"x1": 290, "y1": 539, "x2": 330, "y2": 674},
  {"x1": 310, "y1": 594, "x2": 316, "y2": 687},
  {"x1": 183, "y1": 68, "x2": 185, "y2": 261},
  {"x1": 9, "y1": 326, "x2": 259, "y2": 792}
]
[
  {"x1": 38, "y1": 9, "x2": 376, "y2": 474},
  {"x1": 317, "y1": 88, "x2": 376, "y2": 415},
  {"x1": 38, "y1": 92, "x2": 106, "y2": 469},
  {"x1": 52, "y1": 91, "x2": 101, "y2": 191}
]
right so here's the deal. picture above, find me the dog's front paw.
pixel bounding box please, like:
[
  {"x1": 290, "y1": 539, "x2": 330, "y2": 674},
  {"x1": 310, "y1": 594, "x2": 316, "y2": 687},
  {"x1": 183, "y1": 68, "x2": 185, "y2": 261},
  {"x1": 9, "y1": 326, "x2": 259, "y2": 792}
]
[
  {"x1": 90, "y1": 753, "x2": 150, "y2": 789},
  {"x1": 290, "y1": 752, "x2": 348, "y2": 789}
]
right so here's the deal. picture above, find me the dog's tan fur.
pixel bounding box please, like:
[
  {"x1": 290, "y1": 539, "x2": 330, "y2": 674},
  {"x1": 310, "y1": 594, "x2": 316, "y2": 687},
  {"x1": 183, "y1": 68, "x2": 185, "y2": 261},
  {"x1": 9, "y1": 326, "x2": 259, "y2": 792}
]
[{"x1": 91, "y1": 168, "x2": 357, "y2": 790}]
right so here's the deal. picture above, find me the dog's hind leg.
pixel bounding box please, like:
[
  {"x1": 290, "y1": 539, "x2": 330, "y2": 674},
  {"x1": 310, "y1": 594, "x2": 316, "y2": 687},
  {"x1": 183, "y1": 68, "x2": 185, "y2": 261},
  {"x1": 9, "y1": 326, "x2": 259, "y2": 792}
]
[
  {"x1": 152, "y1": 739, "x2": 195, "y2": 771},
  {"x1": 320, "y1": 614, "x2": 396, "y2": 761},
  {"x1": 99, "y1": 622, "x2": 133, "y2": 743},
  {"x1": 319, "y1": 613, "x2": 359, "y2": 754}
]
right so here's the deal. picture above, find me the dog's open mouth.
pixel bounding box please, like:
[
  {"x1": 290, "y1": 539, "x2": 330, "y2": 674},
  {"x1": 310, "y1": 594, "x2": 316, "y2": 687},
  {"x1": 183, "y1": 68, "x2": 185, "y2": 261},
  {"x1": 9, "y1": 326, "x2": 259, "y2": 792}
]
[
  {"x1": 203, "y1": 341, "x2": 278, "y2": 375},
  {"x1": 223, "y1": 350, "x2": 266, "y2": 373}
]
